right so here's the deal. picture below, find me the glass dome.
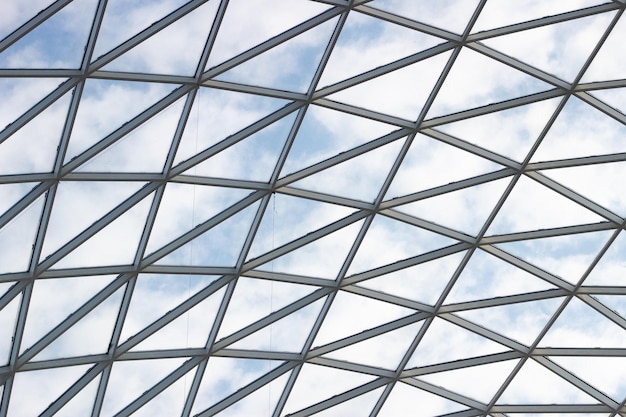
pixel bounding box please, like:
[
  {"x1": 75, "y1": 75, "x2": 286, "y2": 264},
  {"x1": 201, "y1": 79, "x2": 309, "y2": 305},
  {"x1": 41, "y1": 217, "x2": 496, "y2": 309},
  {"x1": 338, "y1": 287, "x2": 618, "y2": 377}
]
[{"x1": 1, "y1": 1, "x2": 626, "y2": 416}]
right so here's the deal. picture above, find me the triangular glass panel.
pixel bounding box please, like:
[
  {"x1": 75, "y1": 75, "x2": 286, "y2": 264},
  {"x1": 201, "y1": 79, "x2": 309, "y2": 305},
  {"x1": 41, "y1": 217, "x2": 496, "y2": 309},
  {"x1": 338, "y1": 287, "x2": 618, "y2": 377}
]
[
  {"x1": 247, "y1": 193, "x2": 356, "y2": 260},
  {"x1": 77, "y1": 96, "x2": 186, "y2": 173},
  {"x1": 205, "y1": 0, "x2": 330, "y2": 68},
  {"x1": 0, "y1": 281, "x2": 14, "y2": 301},
  {"x1": 215, "y1": 17, "x2": 336, "y2": 93},
  {"x1": 427, "y1": 47, "x2": 552, "y2": 118},
  {"x1": 435, "y1": 97, "x2": 561, "y2": 162},
  {"x1": 378, "y1": 381, "x2": 467, "y2": 417},
  {"x1": 92, "y1": 0, "x2": 190, "y2": 58},
  {"x1": 313, "y1": 290, "x2": 415, "y2": 347},
  {"x1": 214, "y1": 369, "x2": 291, "y2": 417},
  {"x1": 407, "y1": 317, "x2": 509, "y2": 368},
  {"x1": 323, "y1": 322, "x2": 421, "y2": 370},
  {"x1": 551, "y1": 355, "x2": 626, "y2": 402},
  {"x1": 445, "y1": 248, "x2": 556, "y2": 304},
  {"x1": 216, "y1": 277, "x2": 316, "y2": 340},
  {"x1": 0, "y1": 195, "x2": 44, "y2": 274},
  {"x1": 0, "y1": 77, "x2": 62, "y2": 129},
  {"x1": 20, "y1": 275, "x2": 116, "y2": 353},
  {"x1": 102, "y1": 0, "x2": 219, "y2": 75},
  {"x1": 417, "y1": 359, "x2": 519, "y2": 403},
  {"x1": 101, "y1": 357, "x2": 187, "y2": 417},
  {"x1": 594, "y1": 295, "x2": 626, "y2": 320},
  {"x1": 0, "y1": 1, "x2": 56, "y2": 39},
  {"x1": 473, "y1": 0, "x2": 605, "y2": 32},
  {"x1": 590, "y1": 87, "x2": 626, "y2": 114},
  {"x1": 531, "y1": 96, "x2": 626, "y2": 161},
  {"x1": 348, "y1": 214, "x2": 457, "y2": 275},
  {"x1": 146, "y1": 183, "x2": 251, "y2": 255},
  {"x1": 281, "y1": 104, "x2": 397, "y2": 176},
  {"x1": 154, "y1": 201, "x2": 259, "y2": 267},
  {"x1": 129, "y1": 285, "x2": 225, "y2": 351},
  {"x1": 51, "y1": 191, "x2": 153, "y2": 269},
  {"x1": 585, "y1": 231, "x2": 626, "y2": 286},
  {"x1": 495, "y1": 230, "x2": 612, "y2": 285},
  {"x1": 173, "y1": 87, "x2": 289, "y2": 165},
  {"x1": 455, "y1": 296, "x2": 563, "y2": 346},
  {"x1": 54, "y1": 374, "x2": 101, "y2": 417},
  {"x1": 497, "y1": 358, "x2": 598, "y2": 404},
  {"x1": 313, "y1": 386, "x2": 385, "y2": 417},
  {"x1": 0, "y1": 89, "x2": 72, "y2": 175},
  {"x1": 119, "y1": 273, "x2": 219, "y2": 343},
  {"x1": 487, "y1": 175, "x2": 604, "y2": 235},
  {"x1": 8, "y1": 364, "x2": 91, "y2": 417},
  {"x1": 542, "y1": 161, "x2": 626, "y2": 216},
  {"x1": 0, "y1": 182, "x2": 38, "y2": 216},
  {"x1": 327, "y1": 50, "x2": 452, "y2": 120},
  {"x1": 188, "y1": 112, "x2": 295, "y2": 182},
  {"x1": 191, "y1": 358, "x2": 284, "y2": 415},
  {"x1": 356, "y1": 250, "x2": 466, "y2": 306},
  {"x1": 41, "y1": 181, "x2": 146, "y2": 259},
  {"x1": 290, "y1": 138, "x2": 405, "y2": 202},
  {"x1": 385, "y1": 133, "x2": 504, "y2": 199},
  {"x1": 371, "y1": 0, "x2": 480, "y2": 34},
  {"x1": 395, "y1": 177, "x2": 509, "y2": 235},
  {"x1": 540, "y1": 297, "x2": 626, "y2": 348},
  {"x1": 582, "y1": 13, "x2": 626, "y2": 82},
  {"x1": 0, "y1": 0, "x2": 97, "y2": 68},
  {"x1": 282, "y1": 363, "x2": 376, "y2": 415},
  {"x1": 129, "y1": 366, "x2": 195, "y2": 417},
  {"x1": 33, "y1": 285, "x2": 125, "y2": 361},
  {"x1": 0, "y1": 294, "x2": 20, "y2": 366},
  {"x1": 255, "y1": 219, "x2": 364, "y2": 280},
  {"x1": 65, "y1": 79, "x2": 178, "y2": 162},
  {"x1": 228, "y1": 296, "x2": 326, "y2": 353},
  {"x1": 102, "y1": 1, "x2": 219, "y2": 75},
  {"x1": 319, "y1": 11, "x2": 445, "y2": 87},
  {"x1": 482, "y1": 11, "x2": 615, "y2": 81}
]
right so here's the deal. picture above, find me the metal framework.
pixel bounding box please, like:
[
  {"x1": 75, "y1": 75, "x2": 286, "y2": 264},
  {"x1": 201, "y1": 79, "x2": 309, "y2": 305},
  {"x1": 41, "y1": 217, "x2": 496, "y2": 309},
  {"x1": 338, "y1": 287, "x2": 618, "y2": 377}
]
[{"x1": 1, "y1": 0, "x2": 626, "y2": 415}]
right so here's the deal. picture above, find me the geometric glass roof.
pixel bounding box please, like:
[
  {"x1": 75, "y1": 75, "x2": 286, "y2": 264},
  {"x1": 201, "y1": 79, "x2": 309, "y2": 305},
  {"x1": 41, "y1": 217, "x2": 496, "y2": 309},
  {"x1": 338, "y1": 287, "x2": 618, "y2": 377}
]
[{"x1": 1, "y1": 1, "x2": 626, "y2": 416}]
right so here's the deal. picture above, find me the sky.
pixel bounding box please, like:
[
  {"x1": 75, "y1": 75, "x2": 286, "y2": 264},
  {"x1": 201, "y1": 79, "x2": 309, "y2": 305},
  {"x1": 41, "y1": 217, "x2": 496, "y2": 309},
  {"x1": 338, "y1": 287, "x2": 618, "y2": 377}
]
[{"x1": 1, "y1": 0, "x2": 626, "y2": 416}]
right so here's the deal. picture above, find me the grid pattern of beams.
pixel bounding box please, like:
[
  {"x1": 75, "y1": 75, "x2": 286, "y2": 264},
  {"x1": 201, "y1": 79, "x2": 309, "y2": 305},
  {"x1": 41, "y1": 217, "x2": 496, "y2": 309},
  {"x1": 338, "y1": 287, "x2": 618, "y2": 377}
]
[{"x1": 1, "y1": 0, "x2": 626, "y2": 416}]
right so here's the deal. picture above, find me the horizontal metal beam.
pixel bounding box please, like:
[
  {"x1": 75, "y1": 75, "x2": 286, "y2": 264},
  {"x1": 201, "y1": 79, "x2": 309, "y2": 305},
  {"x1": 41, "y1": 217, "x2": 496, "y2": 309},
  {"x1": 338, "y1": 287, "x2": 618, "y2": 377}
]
[{"x1": 402, "y1": 351, "x2": 523, "y2": 378}]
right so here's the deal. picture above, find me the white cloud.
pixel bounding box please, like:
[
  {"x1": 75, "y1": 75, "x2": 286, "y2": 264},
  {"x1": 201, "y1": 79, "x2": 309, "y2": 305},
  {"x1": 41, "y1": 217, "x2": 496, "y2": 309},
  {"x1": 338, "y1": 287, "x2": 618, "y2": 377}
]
[
  {"x1": 318, "y1": 10, "x2": 444, "y2": 87},
  {"x1": 101, "y1": 0, "x2": 219, "y2": 76},
  {"x1": 0, "y1": 77, "x2": 61, "y2": 129},
  {"x1": 8, "y1": 364, "x2": 92, "y2": 417},
  {"x1": 21, "y1": 274, "x2": 115, "y2": 352},
  {"x1": 205, "y1": 0, "x2": 330, "y2": 68},
  {"x1": 473, "y1": 0, "x2": 606, "y2": 32},
  {"x1": 487, "y1": 175, "x2": 604, "y2": 235},
  {"x1": 531, "y1": 96, "x2": 626, "y2": 161},
  {"x1": 0, "y1": 195, "x2": 43, "y2": 274},
  {"x1": 0, "y1": 0, "x2": 98, "y2": 68},
  {"x1": 427, "y1": 47, "x2": 551, "y2": 118},
  {"x1": 282, "y1": 363, "x2": 375, "y2": 415},
  {"x1": 92, "y1": 0, "x2": 191, "y2": 58},
  {"x1": 66, "y1": 79, "x2": 175, "y2": 162},
  {"x1": 313, "y1": 290, "x2": 414, "y2": 346},
  {"x1": 101, "y1": 357, "x2": 186, "y2": 417},
  {"x1": 0, "y1": 0, "x2": 54, "y2": 40},
  {"x1": 41, "y1": 180, "x2": 145, "y2": 259},
  {"x1": 385, "y1": 133, "x2": 502, "y2": 199},
  {"x1": 378, "y1": 381, "x2": 466, "y2": 416},
  {"x1": 372, "y1": 0, "x2": 480, "y2": 35},
  {"x1": 482, "y1": 11, "x2": 615, "y2": 81}
]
